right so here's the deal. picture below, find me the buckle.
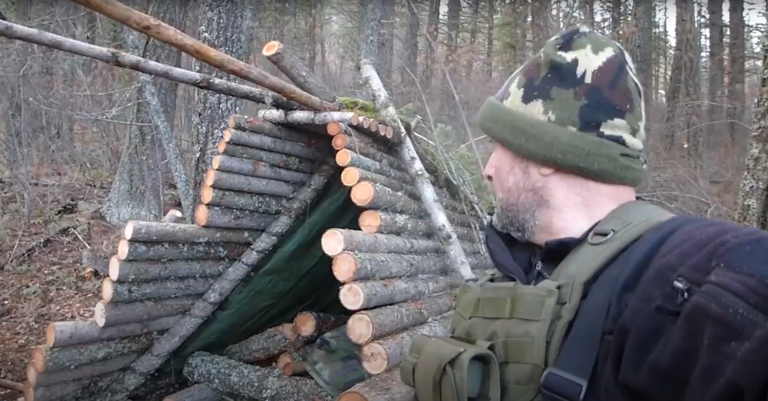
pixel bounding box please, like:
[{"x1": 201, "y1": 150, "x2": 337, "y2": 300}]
[{"x1": 539, "y1": 367, "x2": 588, "y2": 401}]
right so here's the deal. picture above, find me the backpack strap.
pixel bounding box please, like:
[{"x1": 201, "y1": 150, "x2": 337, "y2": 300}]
[{"x1": 540, "y1": 200, "x2": 674, "y2": 401}]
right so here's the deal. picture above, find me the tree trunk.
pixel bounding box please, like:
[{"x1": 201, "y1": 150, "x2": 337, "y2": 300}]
[
  {"x1": 664, "y1": 0, "x2": 698, "y2": 152},
  {"x1": 376, "y1": 0, "x2": 395, "y2": 88},
  {"x1": 464, "y1": 0, "x2": 481, "y2": 78},
  {"x1": 123, "y1": 221, "x2": 262, "y2": 243},
  {"x1": 421, "y1": 0, "x2": 439, "y2": 91},
  {"x1": 191, "y1": 0, "x2": 257, "y2": 199},
  {"x1": 735, "y1": 40, "x2": 768, "y2": 229},
  {"x1": 728, "y1": 0, "x2": 746, "y2": 152},
  {"x1": 102, "y1": 0, "x2": 187, "y2": 226},
  {"x1": 485, "y1": 0, "x2": 494, "y2": 79},
  {"x1": 531, "y1": 0, "x2": 552, "y2": 50},
  {"x1": 401, "y1": 0, "x2": 419, "y2": 97},
  {"x1": 101, "y1": 277, "x2": 215, "y2": 303},
  {"x1": 222, "y1": 325, "x2": 306, "y2": 363}
]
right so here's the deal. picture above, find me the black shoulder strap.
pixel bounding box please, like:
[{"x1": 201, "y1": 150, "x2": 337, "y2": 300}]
[{"x1": 539, "y1": 201, "x2": 674, "y2": 401}]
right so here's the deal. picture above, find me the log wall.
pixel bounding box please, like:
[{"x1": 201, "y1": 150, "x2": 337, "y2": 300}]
[{"x1": 22, "y1": 108, "x2": 489, "y2": 401}]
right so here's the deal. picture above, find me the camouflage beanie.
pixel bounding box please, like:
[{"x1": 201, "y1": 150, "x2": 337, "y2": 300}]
[{"x1": 477, "y1": 26, "x2": 647, "y2": 187}]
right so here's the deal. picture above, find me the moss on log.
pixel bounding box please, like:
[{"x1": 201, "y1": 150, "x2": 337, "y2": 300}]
[{"x1": 321, "y1": 229, "x2": 444, "y2": 257}]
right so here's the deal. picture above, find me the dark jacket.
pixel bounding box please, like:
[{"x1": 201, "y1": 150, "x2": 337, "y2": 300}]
[{"x1": 485, "y1": 215, "x2": 768, "y2": 401}]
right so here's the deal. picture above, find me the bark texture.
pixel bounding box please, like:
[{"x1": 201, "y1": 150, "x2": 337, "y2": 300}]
[
  {"x1": 124, "y1": 221, "x2": 262, "y2": 243},
  {"x1": 337, "y1": 369, "x2": 415, "y2": 401},
  {"x1": 262, "y1": 40, "x2": 337, "y2": 103},
  {"x1": 109, "y1": 258, "x2": 229, "y2": 282},
  {"x1": 360, "y1": 313, "x2": 452, "y2": 374},
  {"x1": 358, "y1": 210, "x2": 480, "y2": 242},
  {"x1": 212, "y1": 155, "x2": 311, "y2": 183},
  {"x1": 351, "y1": 181, "x2": 425, "y2": 216},
  {"x1": 28, "y1": 352, "x2": 137, "y2": 386},
  {"x1": 32, "y1": 335, "x2": 154, "y2": 372},
  {"x1": 200, "y1": 187, "x2": 286, "y2": 214},
  {"x1": 163, "y1": 383, "x2": 222, "y2": 401},
  {"x1": 339, "y1": 275, "x2": 463, "y2": 310},
  {"x1": 204, "y1": 170, "x2": 298, "y2": 197},
  {"x1": 228, "y1": 115, "x2": 316, "y2": 143},
  {"x1": 347, "y1": 293, "x2": 455, "y2": 344},
  {"x1": 46, "y1": 316, "x2": 181, "y2": 347},
  {"x1": 195, "y1": 205, "x2": 277, "y2": 230},
  {"x1": 222, "y1": 325, "x2": 307, "y2": 363},
  {"x1": 293, "y1": 312, "x2": 348, "y2": 338},
  {"x1": 183, "y1": 351, "x2": 333, "y2": 401},
  {"x1": 223, "y1": 128, "x2": 328, "y2": 161},
  {"x1": 217, "y1": 142, "x2": 318, "y2": 173},
  {"x1": 102, "y1": 277, "x2": 215, "y2": 303},
  {"x1": 335, "y1": 150, "x2": 411, "y2": 183},
  {"x1": 359, "y1": 60, "x2": 474, "y2": 280},
  {"x1": 95, "y1": 296, "x2": 197, "y2": 327},
  {"x1": 117, "y1": 240, "x2": 247, "y2": 261}
]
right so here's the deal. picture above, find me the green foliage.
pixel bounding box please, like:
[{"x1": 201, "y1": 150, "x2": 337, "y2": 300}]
[{"x1": 338, "y1": 96, "x2": 378, "y2": 118}]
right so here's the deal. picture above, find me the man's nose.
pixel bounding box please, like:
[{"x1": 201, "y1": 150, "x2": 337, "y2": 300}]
[{"x1": 482, "y1": 162, "x2": 494, "y2": 184}]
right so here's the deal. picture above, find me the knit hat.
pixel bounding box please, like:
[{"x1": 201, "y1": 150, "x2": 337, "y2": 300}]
[{"x1": 477, "y1": 26, "x2": 647, "y2": 187}]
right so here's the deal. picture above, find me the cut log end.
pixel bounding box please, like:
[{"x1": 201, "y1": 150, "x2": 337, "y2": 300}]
[
  {"x1": 101, "y1": 278, "x2": 116, "y2": 302},
  {"x1": 117, "y1": 239, "x2": 129, "y2": 260},
  {"x1": 337, "y1": 393, "x2": 367, "y2": 401},
  {"x1": 335, "y1": 149, "x2": 353, "y2": 167},
  {"x1": 339, "y1": 283, "x2": 365, "y2": 311},
  {"x1": 204, "y1": 170, "x2": 216, "y2": 187},
  {"x1": 293, "y1": 313, "x2": 316, "y2": 337},
  {"x1": 358, "y1": 210, "x2": 381, "y2": 234},
  {"x1": 347, "y1": 313, "x2": 373, "y2": 345},
  {"x1": 194, "y1": 205, "x2": 210, "y2": 227},
  {"x1": 201, "y1": 186, "x2": 214, "y2": 204},
  {"x1": 340, "y1": 167, "x2": 360, "y2": 187},
  {"x1": 262, "y1": 40, "x2": 283, "y2": 57},
  {"x1": 108, "y1": 256, "x2": 120, "y2": 281},
  {"x1": 211, "y1": 155, "x2": 222, "y2": 170},
  {"x1": 31, "y1": 346, "x2": 45, "y2": 372},
  {"x1": 331, "y1": 134, "x2": 347, "y2": 150},
  {"x1": 44, "y1": 323, "x2": 56, "y2": 347},
  {"x1": 331, "y1": 252, "x2": 357, "y2": 283},
  {"x1": 279, "y1": 323, "x2": 299, "y2": 341},
  {"x1": 94, "y1": 301, "x2": 107, "y2": 327},
  {"x1": 282, "y1": 360, "x2": 307, "y2": 376},
  {"x1": 327, "y1": 121, "x2": 342, "y2": 136},
  {"x1": 321, "y1": 229, "x2": 346, "y2": 257},
  {"x1": 124, "y1": 221, "x2": 136, "y2": 240},
  {"x1": 361, "y1": 342, "x2": 388, "y2": 375},
  {"x1": 223, "y1": 128, "x2": 232, "y2": 142},
  {"x1": 350, "y1": 181, "x2": 375, "y2": 207},
  {"x1": 216, "y1": 138, "x2": 227, "y2": 154}
]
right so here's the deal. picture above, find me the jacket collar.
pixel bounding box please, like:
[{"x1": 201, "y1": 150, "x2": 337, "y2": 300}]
[{"x1": 484, "y1": 221, "x2": 589, "y2": 284}]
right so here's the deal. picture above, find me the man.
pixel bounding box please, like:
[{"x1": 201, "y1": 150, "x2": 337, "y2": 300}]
[{"x1": 401, "y1": 26, "x2": 768, "y2": 401}]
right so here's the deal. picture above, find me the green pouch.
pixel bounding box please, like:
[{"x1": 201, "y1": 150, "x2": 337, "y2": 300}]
[{"x1": 400, "y1": 334, "x2": 501, "y2": 401}]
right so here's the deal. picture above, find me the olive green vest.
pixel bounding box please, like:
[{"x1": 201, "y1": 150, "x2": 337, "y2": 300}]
[{"x1": 399, "y1": 200, "x2": 674, "y2": 401}]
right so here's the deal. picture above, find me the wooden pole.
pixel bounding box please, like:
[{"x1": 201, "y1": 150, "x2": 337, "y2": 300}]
[
  {"x1": 0, "y1": 19, "x2": 301, "y2": 110},
  {"x1": 66, "y1": 0, "x2": 339, "y2": 111},
  {"x1": 359, "y1": 59, "x2": 475, "y2": 280}
]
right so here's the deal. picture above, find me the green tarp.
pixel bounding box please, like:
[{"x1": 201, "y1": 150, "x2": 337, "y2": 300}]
[{"x1": 166, "y1": 172, "x2": 362, "y2": 371}]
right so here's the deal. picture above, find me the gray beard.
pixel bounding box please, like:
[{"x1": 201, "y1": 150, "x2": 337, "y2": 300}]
[{"x1": 491, "y1": 188, "x2": 545, "y2": 242}]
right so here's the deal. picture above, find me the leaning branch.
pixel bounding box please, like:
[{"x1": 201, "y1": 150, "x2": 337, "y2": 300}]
[
  {"x1": 359, "y1": 59, "x2": 474, "y2": 280},
  {"x1": 0, "y1": 19, "x2": 301, "y2": 110},
  {"x1": 67, "y1": 0, "x2": 338, "y2": 111}
]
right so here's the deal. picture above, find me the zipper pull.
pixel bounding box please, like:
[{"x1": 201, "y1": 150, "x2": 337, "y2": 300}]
[
  {"x1": 535, "y1": 261, "x2": 549, "y2": 280},
  {"x1": 673, "y1": 277, "x2": 690, "y2": 305}
]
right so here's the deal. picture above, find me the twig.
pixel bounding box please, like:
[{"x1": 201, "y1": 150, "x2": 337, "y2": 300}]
[
  {"x1": 71, "y1": 228, "x2": 90, "y2": 249},
  {"x1": 0, "y1": 378, "x2": 25, "y2": 393}
]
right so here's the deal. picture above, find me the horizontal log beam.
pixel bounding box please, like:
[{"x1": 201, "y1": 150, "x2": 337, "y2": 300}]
[
  {"x1": 228, "y1": 114, "x2": 318, "y2": 144},
  {"x1": 212, "y1": 154, "x2": 311, "y2": 184},
  {"x1": 0, "y1": 20, "x2": 302, "y2": 110},
  {"x1": 46, "y1": 316, "x2": 180, "y2": 347},
  {"x1": 204, "y1": 169, "x2": 297, "y2": 197},
  {"x1": 200, "y1": 186, "x2": 286, "y2": 214},
  {"x1": 339, "y1": 275, "x2": 463, "y2": 311},
  {"x1": 217, "y1": 142, "x2": 317, "y2": 174},
  {"x1": 94, "y1": 296, "x2": 197, "y2": 327},
  {"x1": 124, "y1": 221, "x2": 261, "y2": 243},
  {"x1": 109, "y1": 258, "x2": 228, "y2": 283},
  {"x1": 194, "y1": 205, "x2": 276, "y2": 230},
  {"x1": 117, "y1": 240, "x2": 247, "y2": 261},
  {"x1": 102, "y1": 277, "x2": 215, "y2": 303}
]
